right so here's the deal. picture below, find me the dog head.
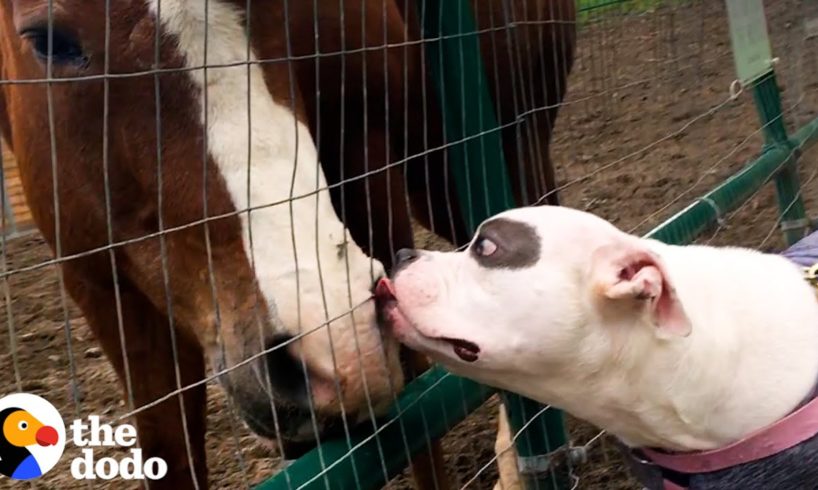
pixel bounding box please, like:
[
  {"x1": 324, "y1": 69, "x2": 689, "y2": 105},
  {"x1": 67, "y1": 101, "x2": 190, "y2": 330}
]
[
  {"x1": 376, "y1": 205, "x2": 691, "y2": 396},
  {"x1": 378, "y1": 205, "x2": 818, "y2": 452}
]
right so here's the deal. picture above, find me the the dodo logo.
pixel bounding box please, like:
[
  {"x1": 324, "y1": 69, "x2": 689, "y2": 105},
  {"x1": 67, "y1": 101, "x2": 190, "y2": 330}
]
[{"x1": 0, "y1": 393, "x2": 65, "y2": 480}]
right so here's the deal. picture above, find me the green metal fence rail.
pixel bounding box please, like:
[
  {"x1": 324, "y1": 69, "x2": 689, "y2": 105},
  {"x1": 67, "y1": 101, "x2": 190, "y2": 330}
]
[
  {"x1": 257, "y1": 1, "x2": 815, "y2": 488},
  {"x1": 257, "y1": 368, "x2": 494, "y2": 490}
]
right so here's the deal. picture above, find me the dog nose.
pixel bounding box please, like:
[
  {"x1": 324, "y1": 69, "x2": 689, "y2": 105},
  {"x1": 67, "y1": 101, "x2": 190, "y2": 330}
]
[{"x1": 393, "y1": 248, "x2": 420, "y2": 274}]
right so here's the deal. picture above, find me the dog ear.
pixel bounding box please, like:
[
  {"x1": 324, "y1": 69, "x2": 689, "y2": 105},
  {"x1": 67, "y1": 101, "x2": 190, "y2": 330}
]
[{"x1": 590, "y1": 241, "x2": 691, "y2": 338}]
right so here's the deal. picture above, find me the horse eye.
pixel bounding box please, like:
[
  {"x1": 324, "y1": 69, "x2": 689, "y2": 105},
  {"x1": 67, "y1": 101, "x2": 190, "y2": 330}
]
[
  {"x1": 474, "y1": 237, "x2": 498, "y2": 257},
  {"x1": 20, "y1": 27, "x2": 87, "y2": 66}
]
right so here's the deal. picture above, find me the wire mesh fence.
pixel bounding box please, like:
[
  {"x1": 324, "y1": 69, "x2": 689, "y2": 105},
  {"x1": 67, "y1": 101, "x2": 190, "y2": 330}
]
[{"x1": 0, "y1": 0, "x2": 817, "y2": 489}]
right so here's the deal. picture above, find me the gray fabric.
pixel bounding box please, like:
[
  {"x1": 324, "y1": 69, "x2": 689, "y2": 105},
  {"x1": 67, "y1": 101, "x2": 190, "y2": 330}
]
[
  {"x1": 781, "y1": 229, "x2": 818, "y2": 268},
  {"x1": 618, "y1": 437, "x2": 818, "y2": 489},
  {"x1": 622, "y1": 230, "x2": 818, "y2": 489},
  {"x1": 685, "y1": 437, "x2": 818, "y2": 489}
]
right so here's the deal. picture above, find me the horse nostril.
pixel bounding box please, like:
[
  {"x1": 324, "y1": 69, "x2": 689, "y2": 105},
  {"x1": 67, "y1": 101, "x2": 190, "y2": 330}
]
[
  {"x1": 393, "y1": 248, "x2": 420, "y2": 273},
  {"x1": 264, "y1": 335, "x2": 309, "y2": 405}
]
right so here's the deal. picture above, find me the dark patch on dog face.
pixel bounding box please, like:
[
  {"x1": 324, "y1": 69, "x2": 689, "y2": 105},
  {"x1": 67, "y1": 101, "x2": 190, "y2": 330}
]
[{"x1": 470, "y1": 217, "x2": 541, "y2": 269}]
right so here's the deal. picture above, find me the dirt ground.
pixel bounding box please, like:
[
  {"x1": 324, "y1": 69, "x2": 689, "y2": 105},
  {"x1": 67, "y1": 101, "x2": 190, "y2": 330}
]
[{"x1": 3, "y1": 1, "x2": 818, "y2": 489}]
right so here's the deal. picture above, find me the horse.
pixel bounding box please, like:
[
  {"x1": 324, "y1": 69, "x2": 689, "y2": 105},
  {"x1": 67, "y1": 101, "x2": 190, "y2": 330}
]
[{"x1": 0, "y1": 0, "x2": 576, "y2": 487}]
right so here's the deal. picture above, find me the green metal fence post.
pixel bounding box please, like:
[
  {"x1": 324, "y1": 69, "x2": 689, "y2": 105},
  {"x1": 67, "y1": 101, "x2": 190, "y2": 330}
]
[
  {"x1": 725, "y1": 0, "x2": 809, "y2": 245},
  {"x1": 416, "y1": 1, "x2": 568, "y2": 488},
  {"x1": 751, "y1": 71, "x2": 809, "y2": 245}
]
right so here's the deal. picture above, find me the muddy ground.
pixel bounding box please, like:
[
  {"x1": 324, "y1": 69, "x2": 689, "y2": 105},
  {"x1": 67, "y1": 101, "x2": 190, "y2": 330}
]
[{"x1": 3, "y1": 1, "x2": 818, "y2": 489}]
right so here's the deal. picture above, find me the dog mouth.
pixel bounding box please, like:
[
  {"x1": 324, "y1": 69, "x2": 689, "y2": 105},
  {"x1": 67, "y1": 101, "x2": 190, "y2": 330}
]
[
  {"x1": 439, "y1": 337, "x2": 480, "y2": 362},
  {"x1": 374, "y1": 276, "x2": 398, "y2": 310},
  {"x1": 374, "y1": 278, "x2": 480, "y2": 363}
]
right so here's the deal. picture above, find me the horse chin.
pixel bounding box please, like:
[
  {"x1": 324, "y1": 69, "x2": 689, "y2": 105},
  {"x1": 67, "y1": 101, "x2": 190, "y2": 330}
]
[
  {"x1": 251, "y1": 433, "x2": 314, "y2": 463},
  {"x1": 212, "y1": 361, "x2": 339, "y2": 456},
  {"x1": 242, "y1": 408, "x2": 346, "y2": 459}
]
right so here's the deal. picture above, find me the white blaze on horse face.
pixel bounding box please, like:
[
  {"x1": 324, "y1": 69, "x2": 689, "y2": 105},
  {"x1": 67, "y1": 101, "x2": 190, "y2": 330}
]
[{"x1": 147, "y1": 0, "x2": 389, "y2": 401}]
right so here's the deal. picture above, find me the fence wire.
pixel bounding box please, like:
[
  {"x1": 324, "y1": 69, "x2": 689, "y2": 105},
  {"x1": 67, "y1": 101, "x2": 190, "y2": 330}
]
[{"x1": 0, "y1": 1, "x2": 817, "y2": 490}]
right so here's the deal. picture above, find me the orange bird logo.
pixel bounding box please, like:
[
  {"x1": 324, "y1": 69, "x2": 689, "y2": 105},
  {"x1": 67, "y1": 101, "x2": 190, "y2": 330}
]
[{"x1": 0, "y1": 407, "x2": 59, "y2": 480}]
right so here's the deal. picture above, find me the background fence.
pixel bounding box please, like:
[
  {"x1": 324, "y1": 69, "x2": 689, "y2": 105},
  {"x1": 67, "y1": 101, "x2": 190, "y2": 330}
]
[
  {"x1": 1, "y1": 0, "x2": 818, "y2": 489},
  {"x1": 0, "y1": 144, "x2": 34, "y2": 238},
  {"x1": 256, "y1": 1, "x2": 818, "y2": 489}
]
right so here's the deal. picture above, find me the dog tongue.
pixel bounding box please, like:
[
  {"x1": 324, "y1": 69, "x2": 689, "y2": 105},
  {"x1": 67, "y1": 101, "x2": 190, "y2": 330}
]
[{"x1": 374, "y1": 277, "x2": 397, "y2": 302}]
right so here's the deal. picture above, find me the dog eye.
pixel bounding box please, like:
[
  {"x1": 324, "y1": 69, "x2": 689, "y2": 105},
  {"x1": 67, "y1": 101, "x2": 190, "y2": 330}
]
[
  {"x1": 474, "y1": 237, "x2": 497, "y2": 257},
  {"x1": 18, "y1": 421, "x2": 28, "y2": 431},
  {"x1": 20, "y1": 27, "x2": 87, "y2": 66}
]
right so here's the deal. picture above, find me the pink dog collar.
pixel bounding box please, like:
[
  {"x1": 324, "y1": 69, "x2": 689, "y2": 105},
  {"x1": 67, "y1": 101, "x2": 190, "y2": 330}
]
[{"x1": 625, "y1": 393, "x2": 818, "y2": 489}]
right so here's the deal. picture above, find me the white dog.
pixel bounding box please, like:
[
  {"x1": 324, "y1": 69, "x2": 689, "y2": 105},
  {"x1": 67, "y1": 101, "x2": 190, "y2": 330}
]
[{"x1": 376, "y1": 205, "x2": 818, "y2": 489}]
